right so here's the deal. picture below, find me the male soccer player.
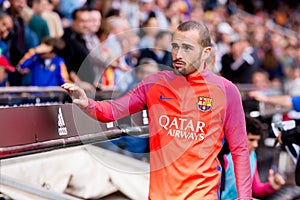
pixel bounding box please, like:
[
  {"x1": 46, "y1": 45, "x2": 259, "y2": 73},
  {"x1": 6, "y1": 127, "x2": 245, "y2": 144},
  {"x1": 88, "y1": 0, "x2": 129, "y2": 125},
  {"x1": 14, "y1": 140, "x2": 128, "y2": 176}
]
[{"x1": 62, "y1": 20, "x2": 252, "y2": 199}]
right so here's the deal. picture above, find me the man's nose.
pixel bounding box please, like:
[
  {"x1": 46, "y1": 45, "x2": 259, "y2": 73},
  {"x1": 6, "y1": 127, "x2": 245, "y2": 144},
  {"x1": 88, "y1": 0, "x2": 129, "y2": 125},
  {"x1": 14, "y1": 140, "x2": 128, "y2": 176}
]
[
  {"x1": 253, "y1": 141, "x2": 259, "y2": 148},
  {"x1": 174, "y1": 48, "x2": 184, "y2": 59}
]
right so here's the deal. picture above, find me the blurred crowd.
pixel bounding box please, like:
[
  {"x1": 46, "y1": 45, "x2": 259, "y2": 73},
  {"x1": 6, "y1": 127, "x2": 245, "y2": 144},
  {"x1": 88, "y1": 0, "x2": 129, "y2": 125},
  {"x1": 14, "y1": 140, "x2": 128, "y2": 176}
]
[
  {"x1": 0, "y1": 0, "x2": 298, "y2": 95},
  {"x1": 0, "y1": 0, "x2": 299, "y2": 98}
]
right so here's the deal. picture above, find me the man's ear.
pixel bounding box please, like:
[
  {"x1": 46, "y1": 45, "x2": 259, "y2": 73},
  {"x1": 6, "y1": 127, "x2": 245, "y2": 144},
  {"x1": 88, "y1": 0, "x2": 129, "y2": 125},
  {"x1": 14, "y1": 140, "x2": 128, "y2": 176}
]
[{"x1": 202, "y1": 46, "x2": 212, "y2": 60}]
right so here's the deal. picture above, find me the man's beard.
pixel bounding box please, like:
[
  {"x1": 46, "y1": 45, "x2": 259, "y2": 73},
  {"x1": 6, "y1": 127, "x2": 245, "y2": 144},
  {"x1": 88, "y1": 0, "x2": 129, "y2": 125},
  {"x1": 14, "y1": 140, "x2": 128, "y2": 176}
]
[
  {"x1": 173, "y1": 68, "x2": 186, "y2": 76},
  {"x1": 173, "y1": 65, "x2": 198, "y2": 76}
]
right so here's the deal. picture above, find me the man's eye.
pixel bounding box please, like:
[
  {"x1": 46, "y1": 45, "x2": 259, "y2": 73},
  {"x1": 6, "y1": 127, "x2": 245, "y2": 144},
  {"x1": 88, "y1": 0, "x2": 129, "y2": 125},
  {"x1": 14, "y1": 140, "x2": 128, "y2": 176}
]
[
  {"x1": 183, "y1": 46, "x2": 192, "y2": 51},
  {"x1": 172, "y1": 45, "x2": 179, "y2": 50},
  {"x1": 248, "y1": 139, "x2": 258, "y2": 142}
]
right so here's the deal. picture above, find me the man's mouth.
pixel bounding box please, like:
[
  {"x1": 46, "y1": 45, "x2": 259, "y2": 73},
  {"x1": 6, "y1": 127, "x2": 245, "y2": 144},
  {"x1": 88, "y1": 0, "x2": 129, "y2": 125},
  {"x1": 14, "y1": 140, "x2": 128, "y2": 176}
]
[{"x1": 173, "y1": 61, "x2": 186, "y2": 69}]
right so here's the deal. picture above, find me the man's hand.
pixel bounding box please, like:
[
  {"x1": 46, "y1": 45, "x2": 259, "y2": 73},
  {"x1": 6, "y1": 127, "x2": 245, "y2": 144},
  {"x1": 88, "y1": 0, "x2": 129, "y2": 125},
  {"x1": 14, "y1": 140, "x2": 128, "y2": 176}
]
[
  {"x1": 268, "y1": 169, "x2": 285, "y2": 190},
  {"x1": 61, "y1": 83, "x2": 89, "y2": 108}
]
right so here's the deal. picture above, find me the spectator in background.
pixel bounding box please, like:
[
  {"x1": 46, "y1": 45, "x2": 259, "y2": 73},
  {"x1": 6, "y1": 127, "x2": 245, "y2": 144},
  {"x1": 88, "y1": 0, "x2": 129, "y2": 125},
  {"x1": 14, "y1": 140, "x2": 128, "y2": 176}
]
[
  {"x1": 231, "y1": 17, "x2": 248, "y2": 36},
  {"x1": 222, "y1": 115, "x2": 285, "y2": 200},
  {"x1": 104, "y1": 8, "x2": 124, "y2": 19},
  {"x1": 251, "y1": 69, "x2": 269, "y2": 90},
  {"x1": 215, "y1": 22, "x2": 236, "y2": 74},
  {"x1": 99, "y1": 56, "x2": 132, "y2": 92},
  {"x1": 190, "y1": 2, "x2": 205, "y2": 21},
  {"x1": 121, "y1": 30, "x2": 140, "y2": 71},
  {"x1": 48, "y1": 0, "x2": 69, "y2": 28},
  {"x1": 22, "y1": 0, "x2": 50, "y2": 43},
  {"x1": 87, "y1": 8, "x2": 101, "y2": 38},
  {"x1": 280, "y1": 44, "x2": 297, "y2": 79},
  {"x1": 151, "y1": 0, "x2": 170, "y2": 29},
  {"x1": 261, "y1": 45, "x2": 285, "y2": 84},
  {"x1": 35, "y1": 0, "x2": 64, "y2": 38},
  {"x1": 251, "y1": 69, "x2": 282, "y2": 96},
  {"x1": 138, "y1": 0, "x2": 168, "y2": 29},
  {"x1": 98, "y1": 30, "x2": 138, "y2": 93},
  {"x1": 59, "y1": 0, "x2": 86, "y2": 25},
  {"x1": 225, "y1": 35, "x2": 260, "y2": 84},
  {"x1": 163, "y1": 0, "x2": 183, "y2": 31},
  {"x1": 120, "y1": 0, "x2": 140, "y2": 29},
  {"x1": 102, "y1": 16, "x2": 130, "y2": 61},
  {"x1": 220, "y1": 40, "x2": 235, "y2": 81},
  {"x1": 0, "y1": 12, "x2": 13, "y2": 57},
  {"x1": 122, "y1": 57, "x2": 159, "y2": 96},
  {"x1": 206, "y1": 41, "x2": 217, "y2": 73},
  {"x1": 96, "y1": 19, "x2": 110, "y2": 43},
  {"x1": 0, "y1": 55, "x2": 16, "y2": 86},
  {"x1": 17, "y1": 37, "x2": 70, "y2": 86},
  {"x1": 6, "y1": 0, "x2": 39, "y2": 86},
  {"x1": 99, "y1": 16, "x2": 136, "y2": 92},
  {"x1": 138, "y1": 15, "x2": 159, "y2": 49},
  {"x1": 59, "y1": 7, "x2": 96, "y2": 96},
  {"x1": 83, "y1": 8, "x2": 107, "y2": 87},
  {"x1": 284, "y1": 65, "x2": 300, "y2": 96},
  {"x1": 84, "y1": 9, "x2": 104, "y2": 54},
  {"x1": 248, "y1": 24, "x2": 267, "y2": 61},
  {"x1": 282, "y1": 66, "x2": 300, "y2": 120},
  {"x1": 137, "y1": 30, "x2": 172, "y2": 71}
]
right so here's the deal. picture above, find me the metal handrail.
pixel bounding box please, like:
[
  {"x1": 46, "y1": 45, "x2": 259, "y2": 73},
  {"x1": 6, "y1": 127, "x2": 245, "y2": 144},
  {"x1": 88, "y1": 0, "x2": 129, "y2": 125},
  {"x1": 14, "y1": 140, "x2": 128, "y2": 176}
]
[
  {"x1": 0, "y1": 175, "x2": 81, "y2": 200},
  {"x1": 0, "y1": 86, "x2": 67, "y2": 93},
  {"x1": 0, "y1": 126, "x2": 149, "y2": 160}
]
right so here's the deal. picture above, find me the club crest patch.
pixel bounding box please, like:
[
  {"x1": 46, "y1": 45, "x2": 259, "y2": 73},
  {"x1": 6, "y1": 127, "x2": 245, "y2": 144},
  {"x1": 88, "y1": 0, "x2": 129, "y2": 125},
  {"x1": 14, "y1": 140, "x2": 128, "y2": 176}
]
[
  {"x1": 197, "y1": 96, "x2": 212, "y2": 112},
  {"x1": 49, "y1": 64, "x2": 56, "y2": 71}
]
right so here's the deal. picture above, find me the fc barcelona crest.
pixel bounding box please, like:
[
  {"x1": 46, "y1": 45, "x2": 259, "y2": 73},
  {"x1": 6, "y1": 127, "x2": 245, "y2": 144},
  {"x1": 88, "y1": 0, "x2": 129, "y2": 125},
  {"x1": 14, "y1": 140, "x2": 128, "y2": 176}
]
[{"x1": 197, "y1": 96, "x2": 212, "y2": 112}]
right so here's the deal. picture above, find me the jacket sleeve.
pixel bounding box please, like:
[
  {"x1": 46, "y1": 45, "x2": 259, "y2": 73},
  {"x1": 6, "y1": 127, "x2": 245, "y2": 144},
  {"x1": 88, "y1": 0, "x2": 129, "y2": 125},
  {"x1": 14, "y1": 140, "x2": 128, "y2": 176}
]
[
  {"x1": 18, "y1": 49, "x2": 39, "y2": 69},
  {"x1": 292, "y1": 96, "x2": 300, "y2": 112},
  {"x1": 223, "y1": 82, "x2": 253, "y2": 199},
  {"x1": 81, "y1": 80, "x2": 148, "y2": 122},
  {"x1": 59, "y1": 58, "x2": 72, "y2": 84},
  {"x1": 252, "y1": 163, "x2": 276, "y2": 198}
]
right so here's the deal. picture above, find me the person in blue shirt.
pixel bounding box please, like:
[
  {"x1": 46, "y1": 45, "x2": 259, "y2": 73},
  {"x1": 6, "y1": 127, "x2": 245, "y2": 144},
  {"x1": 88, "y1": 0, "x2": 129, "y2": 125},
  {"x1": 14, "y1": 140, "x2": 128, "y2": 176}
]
[{"x1": 18, "y1": 37, "x2": 71, "y2": 86}]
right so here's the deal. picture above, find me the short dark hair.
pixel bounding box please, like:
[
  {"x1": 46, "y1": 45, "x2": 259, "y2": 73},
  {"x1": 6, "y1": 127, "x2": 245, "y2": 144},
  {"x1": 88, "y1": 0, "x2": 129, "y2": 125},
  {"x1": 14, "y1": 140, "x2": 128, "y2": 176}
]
[
  {"x1": 30, "y1": 0, "x2": 51, "y2": 5},
  {"x1": 42, "y1": 37, "x2": 65, "y2": 53},
  {"x1": 245, "y1": 115, "x2": 264, "y2": 136},
  {"x1": 252, "y1": 68, "x2": 269, "y2": 77},
  {"x1": 177, "y1": 21, "x2": 211, "y2": 47},
  {"x1": 138, "y1": 58, "x2": 158, "y2": 67},
  {"x1": 71, "y1": 7, "x2": 90, "y2": 20},
  {"x1": 155, "y1": 30, "x2": 171, "y2": 41},
  {"x1": 0, "y1": 12, "x2": 11, "y2": 20}
]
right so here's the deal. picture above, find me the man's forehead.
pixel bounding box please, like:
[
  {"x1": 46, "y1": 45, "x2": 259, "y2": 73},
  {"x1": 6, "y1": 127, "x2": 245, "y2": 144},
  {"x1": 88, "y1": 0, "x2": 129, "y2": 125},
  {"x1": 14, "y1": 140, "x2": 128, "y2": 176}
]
[
  {"x1": 172, "y1": 30, "x2": 199, "y2": 45},
  {"x1": 248, "y1": 133, "x2": 261, "y2": 139},
  {"x1": 77, "y1": 11, "x2": 90, "y2": 18}
]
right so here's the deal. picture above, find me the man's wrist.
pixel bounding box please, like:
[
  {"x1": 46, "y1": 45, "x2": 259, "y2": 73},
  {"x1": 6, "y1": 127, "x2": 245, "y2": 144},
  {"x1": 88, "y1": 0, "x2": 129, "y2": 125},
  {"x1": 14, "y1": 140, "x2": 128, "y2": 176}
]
[{"x1": 79, "y1": 98, "x2": 93, "y2": 110}]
